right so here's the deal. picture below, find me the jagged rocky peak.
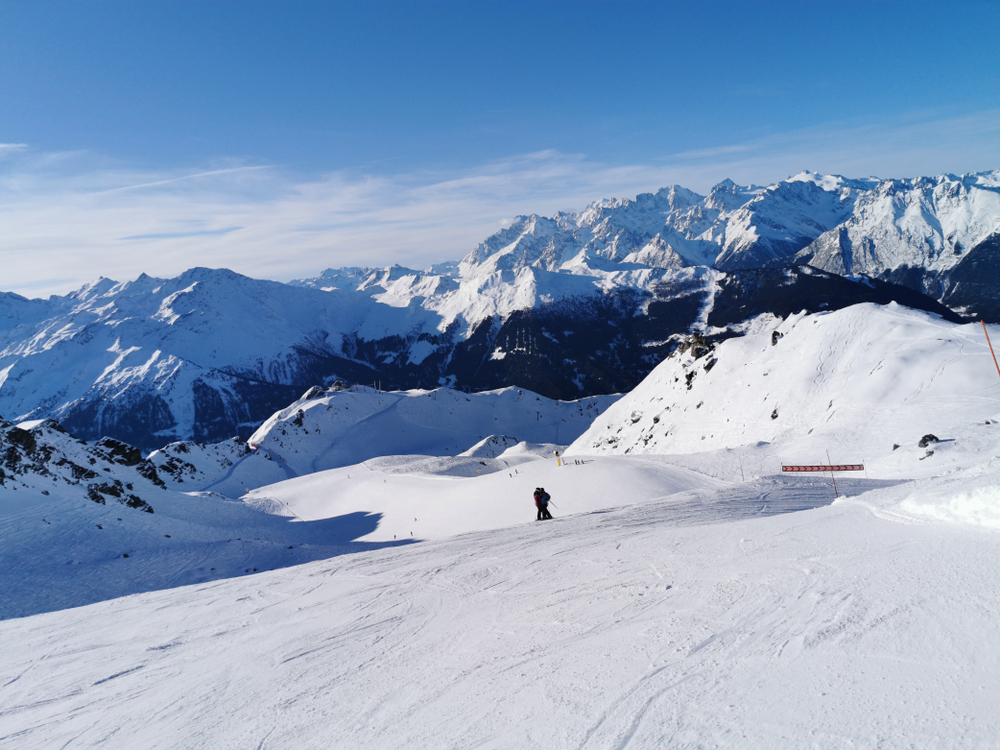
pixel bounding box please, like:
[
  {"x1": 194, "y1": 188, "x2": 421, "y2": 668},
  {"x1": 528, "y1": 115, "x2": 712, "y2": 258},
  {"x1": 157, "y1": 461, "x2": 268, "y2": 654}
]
[
  {"x1": 658, "y1": 184, "x2": 703, "y2": 212},
  {"x1": 785, "y1": 170, "x2": 880, "y2": 194},
  {"x1": 705, "y1": 178, "x2": 758, "y2": 212},
  {"x1": 459, "y1": 218, "x2": 576, "y2": 277},
  {"x1": 0, "y1": 418, "x2": 162, "y2": 512},
  {"x1": 578, "y1": 184, "x2": 699, "y2": 223},
  {"x1": 460, "y1": 214, "x2": 562, "y2": 269},
  {"x1": 290, "y1": 266, "x2": 379, "y2": 290},
  {"x1": 795, "y1": 170, "x2": 1000, "y2": 284},
  {"x1": 622, "y1": 235, "x2": 686, "y2": 270}
]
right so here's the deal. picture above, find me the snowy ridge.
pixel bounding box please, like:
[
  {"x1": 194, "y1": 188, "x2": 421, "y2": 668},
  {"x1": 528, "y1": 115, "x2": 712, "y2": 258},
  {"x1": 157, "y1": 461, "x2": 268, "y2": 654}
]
[
  {"x1": 147, "y1": 384, "x2": 619, "y2": 497},
  {"x1": 799, "y1": 171, "x2": 1000, "y2": 281},
  {"x1": 571, "y1": 302, "x2": 1000, "y2": 489}
]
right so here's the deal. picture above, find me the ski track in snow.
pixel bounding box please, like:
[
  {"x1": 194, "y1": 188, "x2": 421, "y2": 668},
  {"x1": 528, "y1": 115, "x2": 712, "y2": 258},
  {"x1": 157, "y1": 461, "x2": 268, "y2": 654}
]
[{"x1": 1, "y1": 476, "x2": 998, "y2": 750}]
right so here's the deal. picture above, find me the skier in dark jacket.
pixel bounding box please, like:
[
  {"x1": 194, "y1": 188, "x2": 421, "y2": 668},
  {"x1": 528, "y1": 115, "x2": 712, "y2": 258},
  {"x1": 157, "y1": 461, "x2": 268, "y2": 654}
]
[{"x1": 534, "y1": 487, "x2": 553, "y2": 520}]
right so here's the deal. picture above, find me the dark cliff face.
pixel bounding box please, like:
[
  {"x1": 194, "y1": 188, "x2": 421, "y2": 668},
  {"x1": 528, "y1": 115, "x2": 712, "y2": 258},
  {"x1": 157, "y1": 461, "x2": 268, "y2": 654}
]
[
  {"x1": 707, "y1": 266, "x2": 965, "y2": 328},
  {"x1": 443, "y1": 289, "x2": 707, "y2": 400},
  {"x1": 798, "y1": 233, "x2": 1000, "y2": 324},
  {"x1": 346, "y1": 268, "x2": 961, "y2": 405},
  {"x1": 941, "y1": 234, "x2": 1000, "y2": 322}
]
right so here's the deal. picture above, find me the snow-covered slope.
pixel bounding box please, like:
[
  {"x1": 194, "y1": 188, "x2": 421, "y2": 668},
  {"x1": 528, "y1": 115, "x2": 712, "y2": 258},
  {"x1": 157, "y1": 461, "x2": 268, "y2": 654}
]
[
  {"x1": 571, "y1": 302, "x2": 1000, "y2": 484},
  {"x1": 148, "y1": 385, "x2": 619, "y2": 497},
  {"x1": 5, "y1": 300, "x2": 1000, "y2": 745},
  {"x1": 3, "y1": 468, "x2": 999, "y2": 747}
]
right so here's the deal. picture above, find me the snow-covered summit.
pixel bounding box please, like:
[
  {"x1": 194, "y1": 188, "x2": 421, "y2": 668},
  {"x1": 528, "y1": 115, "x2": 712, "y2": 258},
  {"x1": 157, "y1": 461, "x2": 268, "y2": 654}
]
[
  {"x1": 570, "y1": 302, "x2": 1000, "y2": 485},
  {"x1": 798, "y1": 170, "x2": 1000, "y2": 286}
]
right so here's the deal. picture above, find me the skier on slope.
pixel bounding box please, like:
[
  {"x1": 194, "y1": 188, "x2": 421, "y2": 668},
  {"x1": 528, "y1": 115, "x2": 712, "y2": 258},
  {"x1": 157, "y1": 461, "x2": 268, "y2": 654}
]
[{"x1": 534, "y1": 487, "x2": 553, "y2": 521}]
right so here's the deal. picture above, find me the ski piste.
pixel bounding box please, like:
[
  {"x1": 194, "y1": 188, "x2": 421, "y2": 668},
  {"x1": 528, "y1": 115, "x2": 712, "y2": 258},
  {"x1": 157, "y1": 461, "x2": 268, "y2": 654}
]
[{"x1": 3, "y1": 303, "x2": 1000, "y2": 747}]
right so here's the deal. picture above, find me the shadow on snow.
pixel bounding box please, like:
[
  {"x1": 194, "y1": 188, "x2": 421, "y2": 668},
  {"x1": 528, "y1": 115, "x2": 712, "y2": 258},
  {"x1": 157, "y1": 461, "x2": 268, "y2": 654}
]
[{"x1": 0, "y1": 509, "x2": 416, "y2": 621}]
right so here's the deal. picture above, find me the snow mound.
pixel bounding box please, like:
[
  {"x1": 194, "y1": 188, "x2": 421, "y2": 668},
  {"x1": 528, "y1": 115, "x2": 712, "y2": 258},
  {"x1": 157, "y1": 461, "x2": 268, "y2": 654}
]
[
  {"x1": 499, "y1": 440, "x2": 565, "y2": 459},
  {"x1": 851, "y1": 461, "x2": 1000, "y2": 530},
  {"x1": 247, "y1": 455, "x2": 726, "y2": 543},
  {"x1": 900, "y1": 481, "x2": 1000, "y2": 528},
  {"x1": 459, "y1": 434, "x2": 520, "y2": 458}
]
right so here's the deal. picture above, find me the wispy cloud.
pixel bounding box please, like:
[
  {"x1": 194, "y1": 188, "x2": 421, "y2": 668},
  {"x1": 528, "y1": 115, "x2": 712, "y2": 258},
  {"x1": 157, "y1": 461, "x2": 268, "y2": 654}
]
[
  {"x1": 672, "y1": 143, "x2": 755, "y2": 160},
  {"x1": 2, "y1": 109, "x2": 999, "y2": 298},
  {"x1": 92, "y1": 166, "x2": 273, "y2": 195},
  {"x1": 120, "y1": 226, "x2": 243, "y2": 241}
]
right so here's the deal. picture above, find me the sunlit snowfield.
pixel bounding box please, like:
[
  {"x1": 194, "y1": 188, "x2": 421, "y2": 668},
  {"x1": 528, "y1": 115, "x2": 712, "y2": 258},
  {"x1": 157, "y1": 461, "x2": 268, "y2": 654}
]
[{"x1": 3, "y1": 472, "x2": 998, "y2": 749}]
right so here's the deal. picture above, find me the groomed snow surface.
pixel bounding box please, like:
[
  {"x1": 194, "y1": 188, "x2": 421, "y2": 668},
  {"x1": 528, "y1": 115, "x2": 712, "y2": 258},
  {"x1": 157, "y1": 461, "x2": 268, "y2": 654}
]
[{"x1": 3, "y1": 304, "x2": 1000, "y2": 748}]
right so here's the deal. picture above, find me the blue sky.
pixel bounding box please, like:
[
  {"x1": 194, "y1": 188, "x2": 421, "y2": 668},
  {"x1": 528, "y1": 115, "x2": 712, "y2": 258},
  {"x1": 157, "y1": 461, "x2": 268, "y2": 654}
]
[{"x1": 1, "y1": 0, "x2": 999, "y2": 297}]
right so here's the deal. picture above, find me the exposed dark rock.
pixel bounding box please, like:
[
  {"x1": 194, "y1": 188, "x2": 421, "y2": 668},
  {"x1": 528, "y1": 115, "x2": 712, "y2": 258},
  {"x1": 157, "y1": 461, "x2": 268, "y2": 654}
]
[
  {"x1": 941, "y1": 234, "x2": 1000, "y2": 322},
  {"x1": 93, "y1": 437, "x2": 143, "y2": 466},
  {"x1": 54, "y1": 458, "x2": 99, "y2": 481},
  {"x1": 135, "y1": 462, "x2": 166, "y2": 489},
  {"x1": 708, "y1": 266, "x2": 965, "y2": 329},
  {"x1": 86, "y1": 479, "x2": 155, "y2": 513},
  {"x1": 6, "y1": 427, "x2": 37, "y2": 453}
]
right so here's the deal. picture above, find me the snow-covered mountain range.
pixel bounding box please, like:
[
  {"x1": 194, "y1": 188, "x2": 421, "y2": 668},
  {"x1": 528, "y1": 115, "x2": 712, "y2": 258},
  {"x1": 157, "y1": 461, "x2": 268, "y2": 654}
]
[{"x1": 1, "y1": 170, "x2": 996, "y2": 449}]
